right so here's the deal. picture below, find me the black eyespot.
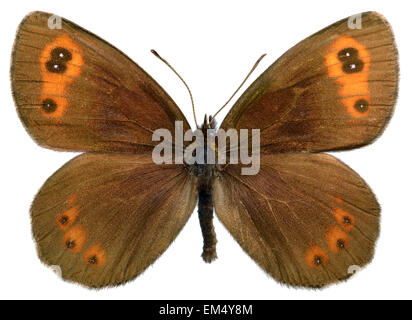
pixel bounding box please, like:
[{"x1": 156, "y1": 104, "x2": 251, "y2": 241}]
[
  {"x1": 338, "y1": 47, "x2": 364, "y2": 74},
  {"x1": 354, "y1": 99, "x2": 369, "y2": 113},
  {"x1": 342, "y1": 60, "x2": 364, "y2": 74},
  {"x1": 46, "y1": 60, "x2": 67, "y2": 73},
  {"x1": 338, "y1": 47, "x2": 359, "y2": 62},
  {"x1": 343, "y1": 216, "x2": 352, "y2": 225},
  {"x1": 337, "y1": 239, "x2": 346, "y2": 249},
  {"x1": 88, "y1": 256, "x2": 97, "y2": 265},
  {"x1": 314, "y1": 255, "x2": 322, "y2": 266},
  {"x1": 46, "y1": 47, "x2": 71, "y2": 73},
  {"x1": 66, "y1": 240, "x2": 75, "y2": 249},
  {"x1": 50, "y1": 47, "x2": 72, "y2": 63},
  {"x1": 59, "y1": 216, "x2": 68, "y2": 225},
  {"x1": 41, "y1": 98, "x2": 57, "y2": 113}
]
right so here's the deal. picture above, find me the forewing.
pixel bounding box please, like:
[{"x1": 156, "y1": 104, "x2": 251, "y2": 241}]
[
  {"x1": 213, "y1": 154, "x2": 379, "y2": 287},
  {"x1": 11, "y1": 11, "x2": 190, "y2": 153},
  {"x1": 220, "y1": 12, "x2": 398, "y2": 152},
  {"x1": 31, "y1": 153, "x2": 197, "y2": 288}
]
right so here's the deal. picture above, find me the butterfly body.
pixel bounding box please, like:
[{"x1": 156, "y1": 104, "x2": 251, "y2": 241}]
[
  {"x1": 193, "y1": 115, "x2": 218, "y2": 178},
  {"x1": 11, "y1": 11, "x2": 398, "y2": 288},
  {"x1": 194, "y1": 116, "x2": 218, "y2": 262}
]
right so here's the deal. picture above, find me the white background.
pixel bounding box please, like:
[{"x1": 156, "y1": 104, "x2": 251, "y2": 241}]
[{"x1": 0, "y1": 0, "x2": 410, "y2": 300}]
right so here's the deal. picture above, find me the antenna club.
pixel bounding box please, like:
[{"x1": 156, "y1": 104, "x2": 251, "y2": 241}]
[
  {"x1": 256, "y1": 53, "x2": 267, "y2": 63},
  {"x1": 151, "y1": 49, "x2": 161, "y2": 58}
]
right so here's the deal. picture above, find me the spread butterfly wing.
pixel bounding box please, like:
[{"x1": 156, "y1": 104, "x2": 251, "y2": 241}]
[
  {"x1": 213, "y1": 154, "x2": 379, "y2": 288},
  {"x1": 31, "y1": 153, "x2": 197, "y2": 288},
  {"x1": 220, "y1": 12, "x2": 398, "y2": 152},
  {"x1": 11, "y1": 11, "x2": 190, "y2": 153}
]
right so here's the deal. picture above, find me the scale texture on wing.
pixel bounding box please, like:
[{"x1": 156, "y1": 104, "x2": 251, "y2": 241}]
[
  {"x1": 213, "y1": 154, "x2": 379, "y2": 287},
  {"x1": 11, "y1": 11, "x2": 191, "y2": 153},
  {"x1": 31, "y1": 153, "x2": 197, "y2": 288},
  {"x1": 221, "y1": 12, "x2": 398, "y2": 153}
]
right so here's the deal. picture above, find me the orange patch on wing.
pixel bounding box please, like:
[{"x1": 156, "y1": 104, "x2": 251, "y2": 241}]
[
  {"x1": 324, "y1": 36, "x2": 371, "y2": 118},
  {"x1": 42, "y1": 96, "x2": 69, "y2": 118},
  {"x1": 83, "y1": 244, "x2": 107, "y2": 267},
  {"x1": 340, "y1": 95, "x2": 371, "y2": 118},
  {"x1": 305, "y1": 245, "x2": 329, "y2": 268},
  {"x1": 39, "y1": 35, "x2": 84, "y2": 118},
  {"x1": 67, "y1": 193, "x2": 78, "y2": 206},
  {"x1": 62, "y1": 224, "x2": 87, "y2": 253},
  {"x1": 56, "y1": 205, "x2": 80, "y2": 230},
  {"x1": 325, "y1": 225, "x2": 349, "y2": 253},
  {"x1": 332, "y1": 207, "x2": 355, "y2": 232}
]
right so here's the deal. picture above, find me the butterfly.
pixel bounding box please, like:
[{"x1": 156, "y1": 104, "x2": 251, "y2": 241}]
[{"x1": 11, "y1": 11, "x2": 398, "y2": 288}]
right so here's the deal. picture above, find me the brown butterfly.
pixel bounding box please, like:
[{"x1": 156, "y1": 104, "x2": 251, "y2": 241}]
[{"x1": 11, "y1": 11, "x2": 398, "y2": 288}]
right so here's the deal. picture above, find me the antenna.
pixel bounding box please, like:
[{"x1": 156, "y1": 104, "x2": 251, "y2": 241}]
[
  {"x1": 210, "y1": 53, "x2": 266, "y2": 122},
  {"x1": 151, "y1": 49, "x2": 199, "y2": 128}
]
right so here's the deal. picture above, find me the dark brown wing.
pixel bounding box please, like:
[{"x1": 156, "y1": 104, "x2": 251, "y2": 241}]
[
  {"x1": 213, "y1": 154, "x2": 379, "y2": 288},
  {"x1": 32, "y1": 153, "x2": 197, "y2": 288},
  {"x1": 11, "y1": 11, "x2": 190, "y2": 153},
  {"x1": 220, "y1": 12, "x2": 398, "y2": 152}
]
